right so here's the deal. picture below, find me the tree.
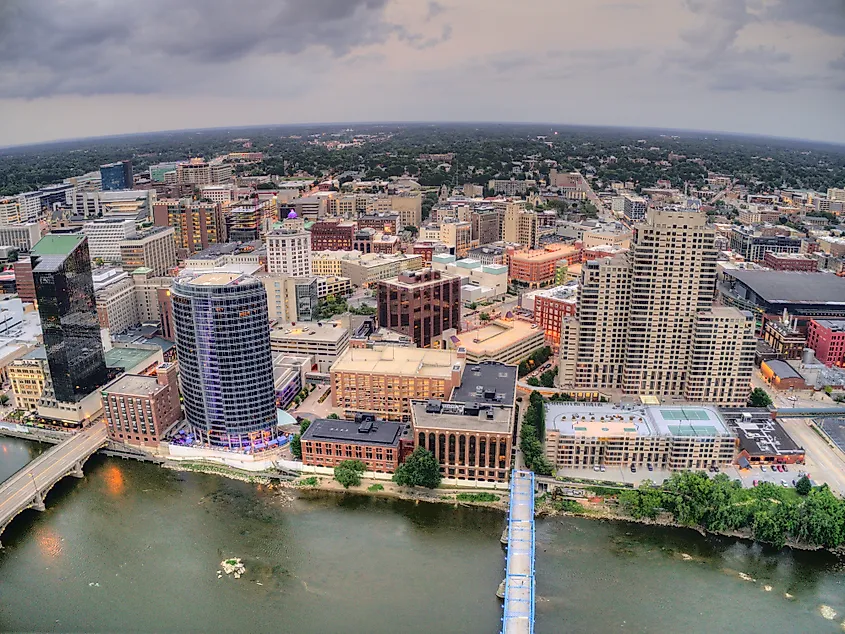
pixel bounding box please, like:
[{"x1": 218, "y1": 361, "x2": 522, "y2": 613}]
[
  {"x1": 479, "y1": 312, "x2": 491, "y2": 322},
  {"x1": 526, "y1": 377, "x2": 540, "y2": 387},
  {"x1": 467, "y1": 302, "x2": 478, "y2": 310},
  {"x1": 393, "y1": 447, "x2": 441, "y2": 488},
  {"x1": 290, "y1": 419, "x2": 312, "y2": 460},
  {"x1": 334, "y1": 459, "x2": 366, "y2": 488},
  {"x1": 539, "y1": 369, "x2": 557, "y2": 388},
  {"x1": 0, "y1": 394, "x2": 9, "y2": 406},
  {"x1": 795, "y1": 475, "x2": 812, "y2": 496},
  {"x1": 327, "y1": 413, "x2": 340, "y2": 420},
  {"x1": 748, "y1": 387, "x2": 773, "y2": 409}
]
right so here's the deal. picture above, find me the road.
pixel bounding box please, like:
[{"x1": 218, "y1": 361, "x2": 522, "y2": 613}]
[
  {"x1": 0, "y1": 422, "x2": 107, "y2": 528},
  {"x1": 290, "y1": 384, "x2": 340, "y2": 420}
]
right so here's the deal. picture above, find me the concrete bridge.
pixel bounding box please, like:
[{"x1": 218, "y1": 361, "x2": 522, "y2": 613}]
[
  {"x1": 501, "y1": 469, "x2": 535, "y2": 634},
  {"x1": 0, "y1": 421, "x2": 107, "y2": 546}
]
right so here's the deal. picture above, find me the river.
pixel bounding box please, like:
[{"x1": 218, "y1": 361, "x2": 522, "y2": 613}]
[{"x1": 1, "y1": 436, "x2": 843, "y2": 633}]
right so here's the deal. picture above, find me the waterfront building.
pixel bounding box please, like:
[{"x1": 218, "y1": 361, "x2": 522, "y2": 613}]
[
  {"x1": 119, "y1": 226, "x2": 177, "y2": 276},
  {"x1": 172, "y1": 270, "x2": 277, "y2": 448},
  {"x1": 330, "y1": 346, "x2": 466, "y2": 421},
  {"x1": 8, "y1": 347, "x2": 48, "y2": 411},
  {"x1": 102, "y1": 363, "x2": 181, "y2": 448},
  {"x1": 377, "y1": 269, "x2": 461, "y2": 349},
  {"x1": 724, "y1": 410, "x2": 805, "y2": 467},
  {"x1": 31, "y1": 234, "x2": 109, "y2": 404},
  {"x1": 273, "y1": 353, "x2": 312, "y2": 410},
  {"x1": 270, "y1": 321, "x2": 350, "y2": 374},
  {"x1": 300, "y1": 414, "x2": 404, "y2": 473},
  {"x1": 807, "y1": 319, "x2": 845, "y2": 367},
  {"x1": 543, "y1": 403, "x2": 736, "y2": 471}
]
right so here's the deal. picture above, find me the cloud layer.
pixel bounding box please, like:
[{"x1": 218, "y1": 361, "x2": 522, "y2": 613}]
[{"x1": 0, "y1": 0, "x2": 843, "y2": 145}]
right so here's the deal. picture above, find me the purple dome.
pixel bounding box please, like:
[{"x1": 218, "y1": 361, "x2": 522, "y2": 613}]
[{"x1": 287, "y1": 210, "x2": 298, "y2": 219}]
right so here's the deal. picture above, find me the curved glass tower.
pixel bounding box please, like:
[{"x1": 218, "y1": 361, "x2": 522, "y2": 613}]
[{"x1": 171, "y1": 271, "x2": 277, "y2": 448}]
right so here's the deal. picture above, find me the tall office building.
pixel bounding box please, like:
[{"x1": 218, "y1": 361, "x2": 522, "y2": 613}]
[
  {"x1": 266, "y1": 226, "x2": 312, "y2": 276},
  {"x1": 153, "y1": 198, "x2": 226, "y2": 254},
  {"x1": 171, "y1": 270, "x2": 277, "y2": 448},
  {"x1": 119, "y1": 226, "x2": 178, "y2": 276},
  {"x1": 501, "y1": 202, "x2": 539, "y2": 248},
  {"x1": 560, "y1": 209, "x2": 753, "y2": 406},
  {"x1": 377, "y1": 269, "x2": 461, "y2": 348},
  {"x1": 100, "y1": 160, "x2": 133, "y2": 191},
  {"x1": 30, "y1": 234, "x2": 109, "y2": 403}
]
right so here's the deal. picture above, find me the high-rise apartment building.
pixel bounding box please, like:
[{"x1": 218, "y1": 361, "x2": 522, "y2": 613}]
[
  {"x1": 100, "y1": 160, "x2": 133, "y2": 191},
  {"x1": 560, "y1": 209, "x2": 754, "y2": 406},
  {"x1": 172, "y1": 271, "x2": 277, "y2": 448},
  {"x1": 153, "y1": 198, "x2": 226, "y2": 254},
  {"x1": 119, "y1": 226, "x2": 177, "y2": 276},
  {"x1": 266, "y1": 227, "x2": 312, "y2": 276},
  {"x1": 622, "y1": 194, "x2": 647, "y2": 223},
  {"x1": 31, "y1": 234, "x2": 109, "y2": 403},
  {"x1": 377, "y1": 269, "x2": 461, "y2": 348}
]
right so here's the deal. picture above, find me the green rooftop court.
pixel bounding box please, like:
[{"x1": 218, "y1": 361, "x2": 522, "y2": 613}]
[
  {"x1": 105, "y1": 346, "x2": 159, "y2": 371},
  {"x1": 659, "y1": 408, "x2": 712, "y2": 421},
  {"x1": 32, "y1": 234, "x2": 86, "y2": 256}
]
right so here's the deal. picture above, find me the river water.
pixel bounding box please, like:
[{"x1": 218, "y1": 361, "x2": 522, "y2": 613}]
[{"x1": 1, "y1": 436, "x2": 843, "y2": 633}]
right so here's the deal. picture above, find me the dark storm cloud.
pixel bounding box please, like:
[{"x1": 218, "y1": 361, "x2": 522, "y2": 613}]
[{"x1": 0, "y1": 0, "x2": 394, "y2": 98}]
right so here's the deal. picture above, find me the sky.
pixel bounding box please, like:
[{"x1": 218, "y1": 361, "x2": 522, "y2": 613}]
[{"x1": 0, "y1": 0, "x2": 844, "y2": 147}]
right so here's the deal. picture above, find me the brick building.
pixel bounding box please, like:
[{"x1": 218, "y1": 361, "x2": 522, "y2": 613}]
[
  {"x1": 102, "y1": 363, "x2": 182, "y2": 448},
  {"x1": 300, "y1": 415, "x2": 403, "y2": 473},
  {"x1": 807, "y1": 319, "x2": 845, "y2": 367},
  {"x1": 310, "y1": 221, "x2": 356, "y2": 251},
  {"x1": 509, "y1": 247, "x2": 580, "y2": 287},
  {"x1": 763, "y1": 251, "x2": 818, "y2": 272}
]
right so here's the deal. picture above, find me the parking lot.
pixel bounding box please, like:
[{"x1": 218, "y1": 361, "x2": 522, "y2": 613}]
[{"x1": 818, "y1": 417, "x2": 845, "y2": 453}]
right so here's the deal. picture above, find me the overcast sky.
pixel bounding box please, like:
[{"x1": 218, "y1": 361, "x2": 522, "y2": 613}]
[{"x1": 1, "y1": 0, "x2": 844, "y2": 147}]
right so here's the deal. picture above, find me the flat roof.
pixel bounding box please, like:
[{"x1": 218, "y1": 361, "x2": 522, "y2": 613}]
[
  {"x1": 22, "y1": 346, "x2": 47, "y2": 360},
  {"x1": 452, "y1": 361, "x2": 517, "y2": 406},
  {"x1": 763, "y1": 359, "x2": 804, "y2": 380},
  {"x1": 726, "y1": 270, "x2": 845, "y2": 305},
  {"x1": 32, "y1": 234, "x2": 85, "y2": 256},
  {"x1": 451, "y1": 320, "x2": 543, "y2": 356},
  {"x1": 546, "y1": 403, "x2": 733, "y2": 437},
  {"x1": 179, "y1": 271, "x2": 245, "y2": 287},
  {"x1": 271, "y1": 322, "x2": 349, "y2": 344},
  {"x1": 330, "y1": 346, "x2": 463, "y2": 379},
  {"x1": 723, "y1": 411, "x2": 803, "y2": 457},
  {"x1": 410, "y1": 400, "x2": 512, "y2": 433},
  {"x1": 105, "y1": 346, "x2": 158, "y2": 370},
  {"x1": 814, "y1": 319, "x2": 845, "y2": 332},
  {"x1": 103, "y1": 374, "x2": 163, "y2": 397},
  {"x1": 302, "y1": 418, "x2": 402, "y2": 448}
]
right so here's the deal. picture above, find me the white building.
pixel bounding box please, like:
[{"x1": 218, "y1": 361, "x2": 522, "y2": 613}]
[
  {"x1": 266, "y1": 228, "x2": 312, "y2": 277},
  {"x1": 82, "y1": 218, "x2": 138, "y2": 263},
  {"x1": 430, "y1": 254, "x2": 508, "y2": 301},
  {"x1": 0, "y1": 223, "x2": 42, "y2": 251},
  {"x1": 0, "y1": 198, "x2": 21, "y2": 224},
  {"x1": 200, "y1": 185, "x2": 234, "y2": 204},
  {"x1": 93, "y1": 268, "x2": 140, "y2": 334}
]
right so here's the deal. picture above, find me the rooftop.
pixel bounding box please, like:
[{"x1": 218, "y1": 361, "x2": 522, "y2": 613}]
[
  {"x1": 105, "y1": 346, "x2": 159, "y2": 371},
  {"x1": 102, "y1": 373, "x2": 163, "y2": 398},
  {"x1": 451, "y1": 361, "x2": 517, "y2": 407},
  {"x1": 723, "y1": 411, "x2": 804, "y2": 457},
  {"x1": 330, "y1": 346, "x2": 463, "y2": 379},
  {"x1": 450, "y1": 320, "x2": 544, "y2": 357},
  {"x1": 410, "y1": 400, "x2": 513, "y2": 433},
  {"x1": 726, "y1": 270, "x2": 845, "y2": 305},
  {"x1": 271, "y1": 322, "x2": 349, "y2": 344},
  {"x1": 301, "y1": 417, "x2": 403, "y2": 448},
  {"x1": 545, "y1": 403, "x2": 733, "y2": 438},
  {"x1": 177, "y1": 271, "x2": 249, "y2": 287},
  {"x1": 22, "y1": 346, "x2": 47, "y2": 360},
  {"x1": 32, "y1": 234, "x2": 85, "y2": 257},
  {"x1": 763, "y1": 359, "x2": 805, "y2": 380},
  {"x1": 813, "y1": 319, "x2": 845, "y2": 332}
]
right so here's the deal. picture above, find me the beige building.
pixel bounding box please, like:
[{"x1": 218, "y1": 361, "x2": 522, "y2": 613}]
[
  {"x1": 582, "y1": 229, "x2": 631, "y2": 250},
  {"x1": 93, "y1": 268, "x2": 140, "y2": 334},
  {"x1": 266, "y1": 227, "x2": 312, "y2": 276},
  {"x1": 544, "y1": 403, "x2": 737, "y2": 471},
  {"x1": 311, "y1": 250, "x2": 358, "y2": 276},
  {"x1": 501, "y1": 201, "x2": 539, "y2": 248},
  {"x1": 119, "y1": 226, "x2": 177, "y2": 276},
  {"x1": 8, "y1": 347, "x2": 45, "y2": 411},
  {"x1": 330, "y1": 346, "x2": 466, "y2": 421},
  {"x1": 448, "y1": 319, "x2": 545, "y2": 364},
  {"x1": 270, "y1": 321, "x2": 350, "y2": 373},
  {"x1": 0, "y1": 198, "x2": 21, "y2": 224},
  {"x1": 339, "y1": 252, "x2": 423, "y2": 287},
  {"x1": 389, "y1": 193, "x2": 422, "y2": 227},
  {"x1": 559, "y1": 209, "x2": 754, "y2": 406},
  {"x1": 131, "y1": 269, "x2": 174, "y2": 324},
  {"x1": 439, "y1": 219, "x2": 474, "y2": 258}
]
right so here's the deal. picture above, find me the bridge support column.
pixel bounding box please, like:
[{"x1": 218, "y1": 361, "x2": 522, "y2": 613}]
[
  {"x1": 32, "y1": 488, "x2": 46, "y2": 512},
  {"x1": 70, "y1": 461, "x2": 84, "y2": 479}
]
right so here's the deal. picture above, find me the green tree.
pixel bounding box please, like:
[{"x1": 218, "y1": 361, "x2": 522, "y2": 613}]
[
  {"x1": 526, "y1": 377, "x2": 540, "y2": 387},
  {"x1": 327, "y1": 413, "x2": 340, "y2": 419},
  {"x1": 334, "y1": 459, "x2": 366, "y2": 488},
  {"x1": 748, "y1": 387, "x2": 773, "y2": 408},
  {"x1": 795, "y1": 475, "x2": 812, "y2": 496},
  {"x1": 0, "y1": 394, "x2": 9, "y2": 406},
  {"x1": 290, "y1": 419, "x2": 312, "y2": 460},
  {"x1": 393, "y1": 447, "x2": 441, "y2": 488},
  {"x1": 539, "y1": 369, "x2": 556, "y2": 388},
  {"x1": 479, "y1": 312, "x2": 491, "y2": 322}
]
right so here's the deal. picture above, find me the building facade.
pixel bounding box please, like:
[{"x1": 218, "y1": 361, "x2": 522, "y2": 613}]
[
  {"x1": 119, "y1": 226, "x2": 177, "y2": 276},
  {"x1": 171, "y1": 271, "x2": 277, "y2": 448},
  {"x1": 153, "y1": 198, "x2": 227, "y2": 254},
  {"x1": 310, "y1": 221, "x2": 356, "y2": 251},
  {"x1": 763, "y1": 251, "x2": 818, "y2": 272},
  {"x1": 301, "y1": 415, "x2": 403, "y2": 473},
  {"x1": 0, "y1": 223, "x2": 42, "y2": 252},
  {"x1": 8, "y1": 347, "x2": 48, "y2": 411},
  {"x1": 266, "y1": 228, "x2": 312, "y2": 277},
  {"x1": 100, "y1": 161, "x2": 133, "y2": 191},
  {"x1": 377, "y1": 269, "x2": 461, "y2": 349},
  {"x1": 82, "y1": 218, "x2": 138, "y2": 263},
  {"x1": 270, "y1": 322, "x2": 350, "y2": 373},
  {"x1": 807, "y1": 319, "x2": 845, "y2": 367},
  {"x1": 102, "y1": 363, "x2": 181, "y2": 448}
]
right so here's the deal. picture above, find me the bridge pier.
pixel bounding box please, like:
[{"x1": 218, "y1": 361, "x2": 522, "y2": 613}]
[
  {"x1": 31, "y1": 488, "x2": 46, "y2": 512},
  {"x1": 69, "y1": 460, "x2": 85, "y2": 479}
]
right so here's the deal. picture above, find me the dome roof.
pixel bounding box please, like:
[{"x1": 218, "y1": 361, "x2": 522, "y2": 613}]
[{"x1": 286, "y1": 210, "x2": 298, "y2": 219}]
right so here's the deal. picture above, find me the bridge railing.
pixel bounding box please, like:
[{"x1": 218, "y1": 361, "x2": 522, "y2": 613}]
[{"x1": 502, "y1": 469, "x2": 535, "y2": 634}]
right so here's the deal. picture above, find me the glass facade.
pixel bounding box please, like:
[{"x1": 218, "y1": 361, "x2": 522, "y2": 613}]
[
  {"x1": 32, "y1": 235, "x2": 109, "y2": 403},
  {"x1": 172, "y1": 272, "x2": 277, "y2": 448},
  {"x1": 100, "y1": 161, "x2": 133, "y2": 191}
]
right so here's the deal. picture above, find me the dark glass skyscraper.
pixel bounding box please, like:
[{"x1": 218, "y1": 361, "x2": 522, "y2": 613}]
[
  {"x1": 31, "y1": 234, "x2": 109, "y2": 403},
  {"x1": 100, "y1": 160, "x2": 133, "y2": 191},
  {"x1": 171, "y1": 270, "x2": 277, "y2": 448}
]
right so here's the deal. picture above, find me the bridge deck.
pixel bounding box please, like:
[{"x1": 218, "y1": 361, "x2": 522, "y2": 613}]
[
  {"x1": 0, "y1": 422, "x2": 106, "y2": 532},
  {"x1": 502, "y1": 469, "x2": 535, "y2": 634}
]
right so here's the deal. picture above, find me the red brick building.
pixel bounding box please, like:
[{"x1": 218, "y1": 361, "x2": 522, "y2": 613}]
[
  {"x1": 12, "y1": 257, "x2": 36, "y2": 304},
  {"x1": 310, "y1": 221, "x2": 356, "y2": 251},
  {"x1": 300, "y1": 415, "x2": 403, "y2": 473},
  {"x1": 763, "y1": 252, "x2": 818, "y2": 272},
  {"x1": 358, "y1": 212, "x2": 400, "y2": 234},
  {"x1": 102, "y1": 363, "x2": 182, "y2": 448},
  {"x1": 534, "y1": 291, "x2": 578, "y2": 344},
  {"x1": 509, "y1": 246, "x2": 580, "y2": 287},
  {"x1": 807, "y1": 319, "x2": 845, "y2": 367}
]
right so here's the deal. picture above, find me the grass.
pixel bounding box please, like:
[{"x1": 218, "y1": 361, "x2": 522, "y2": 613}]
[
  {"x1": 297, "y1": 476, "x2": 319, "y2": 487},
  {"x1": 455, "y1": 492, "x2": 500, "y2": 503},
  {"x1": 552, "y1": 499, "x2": 585, "y2": 513},
  {"x1": 367, "y1": 483, "x2": 385, "y2": 492}
]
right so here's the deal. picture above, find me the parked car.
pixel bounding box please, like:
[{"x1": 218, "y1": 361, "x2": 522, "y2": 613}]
[
  {"x1": 593, "y1": 465, "x2": 600, "y2": 472},
  {"x1": 647, "y1": 463, "x2": 654, "y2": 471},
  {"x1": 782, "y1": 465, "x2": 788, "y2": 473},
  {"x1": 600, "y1": 465, "x2": 606, "y2": 472},
  {"x1": 630, "y1": 464, "x2": 637, "y2": 473},
  {"x1": 760, "y1": 465, "x2": 767, "y2": 472},
  {"x1": 781, "y1": 479, "x2": 788, "y2": 486}
]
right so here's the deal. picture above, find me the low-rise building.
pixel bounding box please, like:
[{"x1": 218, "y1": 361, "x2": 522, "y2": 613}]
[
  {"x1": 448, "y1": 319, "x2": 545, "y2": 364},
  {"x1": 724, "y1": 410, "x2": 805, "y2": 467},
  {"x1": 762, "y1": 319, "x2": 806, "y2": 359},
  {"x1": 102, "y1": 363, "x2": 181, "y2": 448},
  {"x1": 544, "y1": 403, "x2": 737, "y2": 471},
  {"x1": 524, "y1": 283, "x2": 578, "y2": 344},
  {"x1": 430, "y1": 255, "x2": 508, "y2": 302},
  {"x1": 330, "y1": 346, "x2": 466, "y2": 421},
  {"x1": 807, "y1": 319, "x2": 845, "y2": 367},
  {"x1": 273, "y1": 353, "x2": 312, "y2": 409},
  {"x1": 8, "y1": 347, "x2": 47, "y2": 411},
  {"x1": 763, "y1": 251, "x2": 818, "y2": 272},
  {"x1": 509, "y1": 247, "x2": 580, "y2": 287},
  {"x1": 301, "y1": 414, "x2": 403, "y2": 473},
  {"x1": 270, "y1": 321, "x2": 350, "y2": 373},
  {"x1": 761, "y1": 359, "x2": 806, "y2": 390}
]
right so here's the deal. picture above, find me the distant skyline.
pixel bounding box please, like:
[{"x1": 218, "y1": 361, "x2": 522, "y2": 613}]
[{"x1": 1, "y1": 0, "x2": 844, "y2": 146}]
